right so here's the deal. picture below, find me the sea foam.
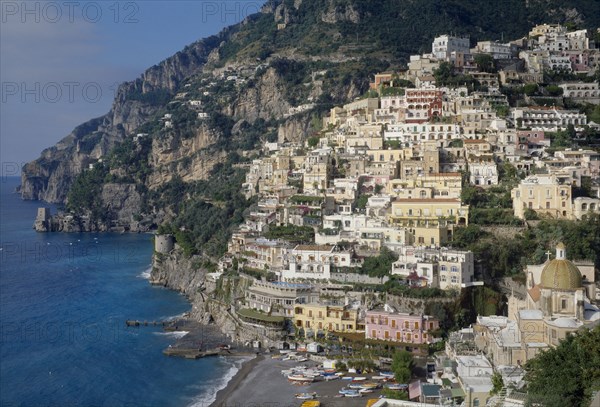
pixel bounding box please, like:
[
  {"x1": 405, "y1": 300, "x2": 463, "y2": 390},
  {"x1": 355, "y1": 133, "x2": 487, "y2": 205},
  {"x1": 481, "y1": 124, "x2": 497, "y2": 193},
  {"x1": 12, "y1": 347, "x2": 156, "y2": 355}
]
[{"x1": 187, "y1": 356, "x2": 252, "y2": 407}]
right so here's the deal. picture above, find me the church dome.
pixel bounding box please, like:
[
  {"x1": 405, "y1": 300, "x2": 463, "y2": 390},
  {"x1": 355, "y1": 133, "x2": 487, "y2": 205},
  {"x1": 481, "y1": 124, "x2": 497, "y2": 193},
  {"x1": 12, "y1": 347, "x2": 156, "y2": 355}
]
[{"x1": 540, "y1": 243, "x2": 582, "y2": 290}]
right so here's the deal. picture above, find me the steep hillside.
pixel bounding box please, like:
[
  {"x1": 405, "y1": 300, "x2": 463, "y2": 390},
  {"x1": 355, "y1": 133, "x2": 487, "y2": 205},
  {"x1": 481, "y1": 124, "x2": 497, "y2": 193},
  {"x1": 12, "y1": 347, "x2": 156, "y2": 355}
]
[{"x1": 21, "y1": 0, "x2": 600, "y2": 252}]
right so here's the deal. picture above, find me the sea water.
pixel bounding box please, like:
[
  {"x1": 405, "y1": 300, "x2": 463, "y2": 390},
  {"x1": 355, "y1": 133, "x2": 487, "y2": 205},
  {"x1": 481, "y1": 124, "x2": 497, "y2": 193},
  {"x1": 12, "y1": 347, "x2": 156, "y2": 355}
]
[{"x1": 0, "y1": 177, "x2": 238, "y2": 407}]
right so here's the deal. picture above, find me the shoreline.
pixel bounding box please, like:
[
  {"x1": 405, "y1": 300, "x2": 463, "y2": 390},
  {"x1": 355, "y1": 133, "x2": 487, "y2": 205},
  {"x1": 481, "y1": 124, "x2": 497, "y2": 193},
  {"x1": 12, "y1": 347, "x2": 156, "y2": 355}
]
[{"x1": 209, "y1": 354, "x2": 263, "y2": 407}]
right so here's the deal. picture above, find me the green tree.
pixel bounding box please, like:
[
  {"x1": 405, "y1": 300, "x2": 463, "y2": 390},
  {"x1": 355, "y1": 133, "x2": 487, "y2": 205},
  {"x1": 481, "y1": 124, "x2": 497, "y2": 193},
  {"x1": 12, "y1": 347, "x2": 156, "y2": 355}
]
[
  {"x1": 391, "y1": 350, "x2": 414, "y2": 384},
  {"x1": 491, "y1": 372, "x2": 504, "y2": 395},
  {"x1": 523, "y1": 83, "x2": 539, "y2": 96},
  {"x1": 474, "y1": 53, "x2": 496, "y2": 73},
  {"x1": 524, "y1": 326, "x2": 600, "y2": 407}
]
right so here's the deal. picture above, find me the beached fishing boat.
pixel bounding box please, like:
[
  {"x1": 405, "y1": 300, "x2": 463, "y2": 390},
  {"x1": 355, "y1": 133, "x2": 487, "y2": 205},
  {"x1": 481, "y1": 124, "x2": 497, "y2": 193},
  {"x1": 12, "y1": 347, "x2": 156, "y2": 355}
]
[
  {"x1": 370, "y1": 375, "x2": 387, "y2": 381},
  {"x1": 300, "y1": 401, "x2": 320, "y2": 407},
  {"x1": 287, "y1": 375, "x2": 315, "y2": 383},
  {"x1": 385, "y1": 383, "x2": 408, "y2": 390},
  {"x1": 359, "y1": 388, "x2": 374, "y2": 394},
  {"x1": 352, "y1": 376, "x2": 367, "y2": 382},
  {"x1": 323, "y1": 374, "x2": 339, "y2": 381},
  {"x1": 348, "y1": 383, "x2": 364, "y2": 389},
  {"x1": 339, "y1": 389, "x2": 359, "y2": 396},
  {"x1": 360, "y1": 383, "x2": 380, "y2": 389},
  {"x1": 345, "y1": 391, "x2": 362, "y2": 398},
  {"x1": 379, "y1": 371, "x2": 394, "y2": 378},
  {"x1": 295, "y1": 392, "x2": 317, "y2": 400}
]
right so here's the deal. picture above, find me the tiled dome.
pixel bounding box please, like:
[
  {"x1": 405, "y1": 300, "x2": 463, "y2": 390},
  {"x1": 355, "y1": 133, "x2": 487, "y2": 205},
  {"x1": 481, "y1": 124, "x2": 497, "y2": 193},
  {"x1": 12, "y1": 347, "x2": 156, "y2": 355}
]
[{"x1": 540, "y1": 243, "x2": 582, "y2": 290}]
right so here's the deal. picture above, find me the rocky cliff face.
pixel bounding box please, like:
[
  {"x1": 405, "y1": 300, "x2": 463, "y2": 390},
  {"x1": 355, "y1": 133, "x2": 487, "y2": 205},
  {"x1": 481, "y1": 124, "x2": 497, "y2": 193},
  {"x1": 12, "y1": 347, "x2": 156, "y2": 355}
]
[{"x1": 21, "y1": 39, "x2": 218, "y2": 204}]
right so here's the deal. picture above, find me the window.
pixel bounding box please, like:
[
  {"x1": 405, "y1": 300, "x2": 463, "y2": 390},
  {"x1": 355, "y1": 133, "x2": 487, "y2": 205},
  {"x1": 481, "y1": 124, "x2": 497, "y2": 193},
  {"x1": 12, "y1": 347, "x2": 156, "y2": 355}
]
[
  {"x1": 415, "y1": 322, "x2": 419, "y2": 329},
  {"x1": 391, "y1": 320, "x2": 396, "y2": 328},
  {"x1": 396, "y1": 332, "x2": 401, "y2": 340},
  {"x1": 385, "y1": 331, "x2": 390, "y2": 339},
  {"x1": 441, "y1": 265, "x2": 447, "y2": 272},
  {"x1": 561, "y1": 299, "x2": 567, "y2": 309},
  {"x1": 372, "y1": 330, "x2": 377, "y2": 338},
  {"x1": 451, "y1": 266, "x2": 458, "y2": 272},
  {"x1": 308, "y1": 310, "x2": 313, "y2": 317},
  {"x1": 404, "y1": 321, "x2": 409, "y2": 329}
]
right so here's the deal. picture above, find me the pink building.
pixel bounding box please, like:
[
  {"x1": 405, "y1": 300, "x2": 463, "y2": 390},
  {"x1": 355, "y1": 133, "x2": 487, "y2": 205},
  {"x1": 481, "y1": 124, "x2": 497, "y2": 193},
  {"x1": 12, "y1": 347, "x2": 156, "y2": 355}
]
[{"x1": 365, "y1": 309, "x2": 439, "y2": 345}]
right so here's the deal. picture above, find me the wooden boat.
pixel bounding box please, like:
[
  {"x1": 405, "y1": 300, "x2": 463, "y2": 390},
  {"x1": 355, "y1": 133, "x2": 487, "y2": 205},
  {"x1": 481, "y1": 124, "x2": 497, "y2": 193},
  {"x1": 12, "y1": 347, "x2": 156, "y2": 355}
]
[
  {"x1": 300, "y1": 401, "x2": 320, "y2": 407},
  {"x1": 360, "y1": 382, "x2": 380, "y2": 389}
]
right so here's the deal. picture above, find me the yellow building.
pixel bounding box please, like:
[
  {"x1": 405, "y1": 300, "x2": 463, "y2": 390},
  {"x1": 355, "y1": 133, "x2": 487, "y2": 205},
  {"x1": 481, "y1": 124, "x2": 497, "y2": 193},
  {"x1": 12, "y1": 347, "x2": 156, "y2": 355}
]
[
  {"x1": 388, "y1": 198, "x2": 469, "y2": 245},
  {"x1": 293, "y1": 304, "x2": 361, "y2": 335},
  {"x1": 511, "y1": 174, "x2": 574, "y2": 219}
]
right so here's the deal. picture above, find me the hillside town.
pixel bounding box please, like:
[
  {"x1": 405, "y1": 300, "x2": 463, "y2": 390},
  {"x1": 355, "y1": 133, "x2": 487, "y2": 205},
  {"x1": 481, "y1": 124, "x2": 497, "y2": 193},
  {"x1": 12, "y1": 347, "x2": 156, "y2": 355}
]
[{"x1": 154, "y1": 23, "x2": 600, "y2": 406}]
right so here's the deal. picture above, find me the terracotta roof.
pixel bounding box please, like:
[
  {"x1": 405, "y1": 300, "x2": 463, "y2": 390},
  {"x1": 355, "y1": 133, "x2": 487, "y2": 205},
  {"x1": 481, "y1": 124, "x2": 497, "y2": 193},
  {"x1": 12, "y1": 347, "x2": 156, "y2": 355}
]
[{"x1": 528, "y1": 284, "x2": 541, "y2": 302}]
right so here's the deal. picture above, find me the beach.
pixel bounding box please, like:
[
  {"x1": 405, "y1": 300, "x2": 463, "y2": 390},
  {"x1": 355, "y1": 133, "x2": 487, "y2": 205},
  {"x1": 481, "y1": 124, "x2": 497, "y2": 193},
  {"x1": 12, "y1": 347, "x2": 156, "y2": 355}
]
[{"x1": 210, "y1": 355, "x2": 384, "y2": 407}]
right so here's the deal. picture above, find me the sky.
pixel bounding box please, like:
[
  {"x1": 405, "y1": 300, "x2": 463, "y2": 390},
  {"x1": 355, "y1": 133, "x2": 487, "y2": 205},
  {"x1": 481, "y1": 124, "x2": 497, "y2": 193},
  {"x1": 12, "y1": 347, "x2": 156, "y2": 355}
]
[{"x1": 0, "y1": 0, "x2": 266, "y2": 176}]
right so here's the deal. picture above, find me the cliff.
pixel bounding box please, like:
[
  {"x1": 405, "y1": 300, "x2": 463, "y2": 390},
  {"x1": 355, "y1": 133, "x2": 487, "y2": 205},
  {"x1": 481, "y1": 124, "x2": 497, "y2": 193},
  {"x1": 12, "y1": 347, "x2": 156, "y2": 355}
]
[{"x1": 151, "y1": 247, "x2": 286, "y2": 345}]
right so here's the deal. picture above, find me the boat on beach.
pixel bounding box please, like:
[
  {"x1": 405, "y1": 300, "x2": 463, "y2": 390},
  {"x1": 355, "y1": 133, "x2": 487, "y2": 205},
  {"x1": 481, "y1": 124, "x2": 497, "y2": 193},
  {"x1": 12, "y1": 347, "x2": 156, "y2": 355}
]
[
  {"x1": 300, "y1": 401, "x2": 320, "y2": 407},
  {"x1": 288, "y1": 374, "x2": 315, "y2": 383},
  {"x1": 385, "y1": 383, "x2": 408, "y2": 390},
  {"x1": 295, "y1": 392, "x2": 317, "y2": 399}
]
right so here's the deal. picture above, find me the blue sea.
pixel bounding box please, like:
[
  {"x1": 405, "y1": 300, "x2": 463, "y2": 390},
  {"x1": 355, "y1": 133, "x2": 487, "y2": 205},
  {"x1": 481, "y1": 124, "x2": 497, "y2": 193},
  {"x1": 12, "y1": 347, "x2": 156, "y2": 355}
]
[{"x1": 0, "y1": 177, "x2": 240, "y2": 407}]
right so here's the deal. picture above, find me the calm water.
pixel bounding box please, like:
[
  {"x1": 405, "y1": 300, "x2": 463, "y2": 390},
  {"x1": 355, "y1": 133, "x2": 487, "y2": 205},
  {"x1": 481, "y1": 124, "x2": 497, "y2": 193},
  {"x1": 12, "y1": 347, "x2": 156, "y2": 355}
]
[{"x1": 0, "y1": 177, "x2": 239, "y2": 407}]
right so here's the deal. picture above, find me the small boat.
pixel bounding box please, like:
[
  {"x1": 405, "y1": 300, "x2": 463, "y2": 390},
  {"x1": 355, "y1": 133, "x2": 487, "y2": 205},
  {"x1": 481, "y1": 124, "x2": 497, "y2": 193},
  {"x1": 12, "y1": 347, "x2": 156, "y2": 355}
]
[
  {"x1": 296, "y1": 357, "x2": 308, "y2": 362},
  {"x1": 371, "y1": 375, "x2": 387, "y2": 381},
  {"x1": 288, "y1": 375, "x2": 314, "y2": 383},
  {"x1": 339, "y1": 388, "x2": 356, "y2": 395},
  {"x1": 360, "y1": 383, "x2": 380, "y2": 389},
  {"x1": 295, "y1": 392, "x2": 317, "y2": 400},
  {"x1": 348, "y1": 383, "x2": 364, "y2": 389},
  {"x1": 352, "y1": 376, "x2": 367, "y2": 382},
  {"x1": 385, "y1": 383, "x2": 408, "y2": 390},
  {"x1": 324, "y1": 374, "x2": 339, "y2": 381},
  {"x1": 380, "y1": 371, "x2": 394, "y2": 378},
  {"x1": 359, "y1": 388, "x2": 374, "y2": 394},
  {"x1": 300, "y1": 401, "x2": 320, "y2": 407},
  {"x1": 345, "y1": 391, "x2": 362, "y2": 398}
]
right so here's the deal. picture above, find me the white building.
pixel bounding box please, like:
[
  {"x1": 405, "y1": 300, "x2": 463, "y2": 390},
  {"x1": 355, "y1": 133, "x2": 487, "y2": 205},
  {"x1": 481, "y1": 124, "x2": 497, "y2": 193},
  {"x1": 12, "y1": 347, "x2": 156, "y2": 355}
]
[
  {"x1": 282, "y1": 245, "x2": 355, "y2": 281},
  {"x1": 392, "y1": 246, "x2": 476, "y2": 290},
  {"x1": 512, "y1": 107, "x2": 587, "y2": 131},
  {"x1": 432, "y1": 35, "x2": 470, "y2": 60}
]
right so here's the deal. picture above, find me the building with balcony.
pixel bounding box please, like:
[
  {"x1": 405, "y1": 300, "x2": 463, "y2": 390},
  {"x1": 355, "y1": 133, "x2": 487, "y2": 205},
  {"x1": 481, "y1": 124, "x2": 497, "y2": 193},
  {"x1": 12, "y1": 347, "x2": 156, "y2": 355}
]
[
  {"x1": 245, "y1": 280, "x2": 317, "y2": 317},
  {"x1": 365, "y1": 307, "x2": 439, "y2": 344},
  {"x1": 282, "y1": 244, "x2": 355, "y2": 281},
  {"x1": 293, "y1": 304, "x2": 361, "y2": 335}
]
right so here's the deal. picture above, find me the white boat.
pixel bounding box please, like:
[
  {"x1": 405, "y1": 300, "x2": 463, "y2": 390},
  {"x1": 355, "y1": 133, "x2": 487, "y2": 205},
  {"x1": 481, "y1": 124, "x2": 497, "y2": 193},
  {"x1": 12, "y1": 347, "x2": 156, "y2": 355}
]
[
  {"x1": 385, "y1": 383, "x2": 408, "y2": 390},
  {"x1": 288, "y1": 375, "x2": 315, "y2": 383},
  {"x1": 352, "y1": 376, "x2": 367, "y2": 382},
  {"x1": 359, "y1": 388, "x2": 374, "y2": 394},
  {"x1": 371, "y1": 376, "x2": 387, "y2": 381},
  {"x1": 295, "y1": 392, "x2": 317, "y2": 400},
  {"x1": 324, "y1": 375, "x2": 339, "y2": 381},
  {"x1": 345, "y1": 391, "x2": 362, "y2": 398}
]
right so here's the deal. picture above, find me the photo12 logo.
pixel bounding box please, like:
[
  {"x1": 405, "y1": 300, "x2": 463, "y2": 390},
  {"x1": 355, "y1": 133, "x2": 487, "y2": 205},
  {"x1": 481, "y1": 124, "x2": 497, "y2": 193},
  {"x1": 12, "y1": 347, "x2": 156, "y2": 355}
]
[
  {"x1": 200, "y1": 1, "x2": 262, "y2": 23},
  {"x1": 1, "y1": 1, "x2": 140, "y2": 24},
  {"x1": 2, "y1": 81, "x2": 103, "y2": 104}
]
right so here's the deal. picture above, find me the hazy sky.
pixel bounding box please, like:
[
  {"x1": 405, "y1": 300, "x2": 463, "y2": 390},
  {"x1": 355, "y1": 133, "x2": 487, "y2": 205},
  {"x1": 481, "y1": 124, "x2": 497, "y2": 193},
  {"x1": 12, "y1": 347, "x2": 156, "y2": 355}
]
[{"x1": 1, "y1": 0, "x2": 265, "y2": 175}]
